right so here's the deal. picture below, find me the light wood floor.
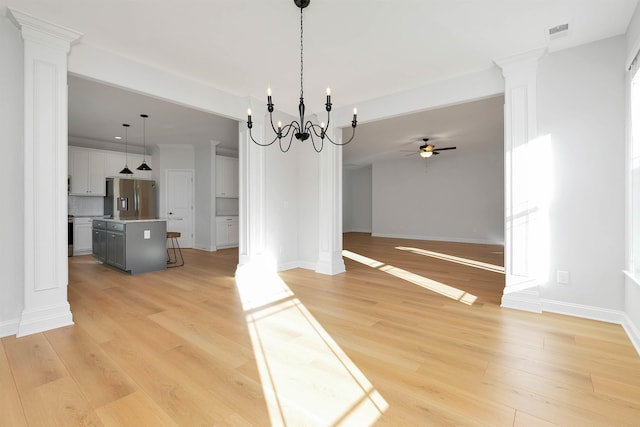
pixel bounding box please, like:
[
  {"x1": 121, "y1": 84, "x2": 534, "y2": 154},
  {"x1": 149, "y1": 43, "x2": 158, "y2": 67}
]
[{"x1": 2, "y1": 233, "x2": 639, "y2": 426}]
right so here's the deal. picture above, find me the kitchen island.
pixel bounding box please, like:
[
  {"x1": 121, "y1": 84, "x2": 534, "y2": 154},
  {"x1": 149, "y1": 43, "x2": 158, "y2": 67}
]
[{"x1": 92, "y1": 218, "x2": 167, "y2": 275}]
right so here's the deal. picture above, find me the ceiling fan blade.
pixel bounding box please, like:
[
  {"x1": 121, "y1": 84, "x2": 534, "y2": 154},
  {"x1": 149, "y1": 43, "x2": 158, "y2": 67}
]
[
  {"x1": 432, "y1": 151, "x2": 440, "y2": 155},
  {"x1": 435, "y1": 146, "x2": 456, "y2": 151}
]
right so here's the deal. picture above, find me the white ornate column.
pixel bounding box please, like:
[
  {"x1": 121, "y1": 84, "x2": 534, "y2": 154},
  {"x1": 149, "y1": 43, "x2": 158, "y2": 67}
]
[
  {"x1": 237, "y1": 101, "x2": 268, "y2": 270},
  {"x1": 495, "y1": 49, "x2": 546, "y2": 313},
  {"x1": 315, "y1": 126, "x2": 346, "y2": 275},
  {"x1": 8, "y1": 9, "x2": 82, "y2": 336}
]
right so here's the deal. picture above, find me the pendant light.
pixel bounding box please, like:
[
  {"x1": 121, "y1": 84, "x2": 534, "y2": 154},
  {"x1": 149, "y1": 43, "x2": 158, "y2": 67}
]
[
  {"x1": 137, "y1": 113, "x2": 152, "y2": 171},
  {"x1": 119, "y1": 123, "x2": 134, "y2": 175}
]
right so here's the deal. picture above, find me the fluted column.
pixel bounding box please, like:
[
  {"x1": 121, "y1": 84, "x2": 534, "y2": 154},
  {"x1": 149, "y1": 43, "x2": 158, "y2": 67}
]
[{"x1": 8, "y1": 8, "x2": 82, "y2": 336}]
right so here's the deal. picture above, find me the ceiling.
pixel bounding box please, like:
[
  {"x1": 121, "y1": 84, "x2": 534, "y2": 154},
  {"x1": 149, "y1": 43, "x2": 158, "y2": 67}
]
[{"x1": 4, "y1": 0, "x2": 637, "y2": 164}]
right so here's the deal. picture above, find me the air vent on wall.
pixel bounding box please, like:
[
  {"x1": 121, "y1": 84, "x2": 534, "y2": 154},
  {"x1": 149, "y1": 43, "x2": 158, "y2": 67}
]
[{"x1": 548, "y1": 23, "x2": 569, "y2": 40}]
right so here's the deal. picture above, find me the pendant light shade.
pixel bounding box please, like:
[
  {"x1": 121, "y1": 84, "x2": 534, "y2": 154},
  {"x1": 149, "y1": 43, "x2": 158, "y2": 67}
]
[
  {"x1": 137, "y1": 113, "x2": 152, "y2": 171},
  {"x1": 119, "y1": 123, "x2": 134, "y2": 175}
]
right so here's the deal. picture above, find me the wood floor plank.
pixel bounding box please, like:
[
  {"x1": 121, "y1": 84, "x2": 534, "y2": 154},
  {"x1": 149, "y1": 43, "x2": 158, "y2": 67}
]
[
  {"x1": 2, "y1": 234, "x2": 639, "y2": 426},
  {"x1": 0, "y1": 339, "x2": 28, "y2": 427},
  {"x1": 20, "y1": 376, "x2": 104, "y2": 427},
  {"x1": 2, "y1": 334, "x2": 68, "y2": 392},
  {"x1": 44, "y1": 325, "x2": 137, "y2": 408},
  {"x1": 94, "y1": 391, "x2": 180, "y2": 427}
]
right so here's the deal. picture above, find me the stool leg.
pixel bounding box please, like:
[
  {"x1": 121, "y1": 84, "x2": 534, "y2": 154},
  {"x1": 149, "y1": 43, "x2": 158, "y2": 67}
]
[{"x1": 167, "y1": 237, "x2": 184, "y2": 267}]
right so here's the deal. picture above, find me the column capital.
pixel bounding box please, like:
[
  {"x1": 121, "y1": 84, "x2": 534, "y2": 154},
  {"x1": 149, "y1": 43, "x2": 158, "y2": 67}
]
[
  {"x1": 7, "y1": 8, "x2": 82, "y2": 51},
  {"x1": 494, "y1": 48, "x2": 546, "y2": 78}
]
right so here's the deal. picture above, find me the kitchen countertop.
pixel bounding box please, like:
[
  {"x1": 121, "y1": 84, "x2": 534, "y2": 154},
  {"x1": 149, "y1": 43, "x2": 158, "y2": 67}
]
[{"x1": 96, "y1": 218, "x2": 168, "y2": 223}]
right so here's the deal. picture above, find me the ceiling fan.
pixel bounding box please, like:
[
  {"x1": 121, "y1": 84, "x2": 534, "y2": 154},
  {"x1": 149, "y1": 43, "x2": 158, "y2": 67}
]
[{"x1": 418, "y1": 138, "x2": 456, "y2": 158}]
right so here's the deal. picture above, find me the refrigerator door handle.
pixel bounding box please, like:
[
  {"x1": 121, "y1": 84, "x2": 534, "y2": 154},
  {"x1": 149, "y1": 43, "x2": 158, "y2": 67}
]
[{"x1": 117, "y1": 197, "x2": 128, "y2": 211}]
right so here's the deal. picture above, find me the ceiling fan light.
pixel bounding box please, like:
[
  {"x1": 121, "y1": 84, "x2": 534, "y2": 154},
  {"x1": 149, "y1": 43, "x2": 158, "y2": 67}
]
[{"x1": 420, "y1": 151, "x2": 432, "y2": 158}]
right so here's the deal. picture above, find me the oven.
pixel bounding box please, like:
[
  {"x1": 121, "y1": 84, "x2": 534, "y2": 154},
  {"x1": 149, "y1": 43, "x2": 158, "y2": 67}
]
[{"x1": 68, "y1": 215, "x2": 74, "y2": 257}]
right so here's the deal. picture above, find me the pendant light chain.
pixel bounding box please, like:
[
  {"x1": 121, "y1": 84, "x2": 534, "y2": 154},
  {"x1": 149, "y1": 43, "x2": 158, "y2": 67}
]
[{"x1": 137, "y1": 114, "x2": 152, "y2": 171}]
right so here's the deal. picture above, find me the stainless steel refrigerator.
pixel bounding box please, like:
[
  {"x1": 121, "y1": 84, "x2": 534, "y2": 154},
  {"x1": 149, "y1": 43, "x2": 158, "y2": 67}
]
[{"x1": 104, "y1": 178, "x2": 157, "y2": 220}]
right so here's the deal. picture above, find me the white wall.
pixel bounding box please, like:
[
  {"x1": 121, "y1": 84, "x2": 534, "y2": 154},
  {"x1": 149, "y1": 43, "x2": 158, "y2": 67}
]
[
  {"x1": 371, "y1": 140, "x2": 504, "y2": 244},
  {"x1": 194, "y1": 143, "x2": 215, "y2": 251},
  {"x1": 0, "y1": 14, "x2": 24, "y2": 335},
  {"x1": 297, "y1": 142, "x2": 320, "y2": 269},
  {"x1": 537, "y1": 36, "x2": 626, "y2": 311},
  {"x1": 343, "y1": 166, "x2": 372, "y2": 233},
  {"x1": 625, "y1": 3, "x2": 640, "y2": 353}
]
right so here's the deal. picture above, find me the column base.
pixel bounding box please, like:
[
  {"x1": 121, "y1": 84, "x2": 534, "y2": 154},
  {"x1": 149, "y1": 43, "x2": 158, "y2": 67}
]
[{"x1": 17, "y1": 302, "x2": 74, "y2": 337}]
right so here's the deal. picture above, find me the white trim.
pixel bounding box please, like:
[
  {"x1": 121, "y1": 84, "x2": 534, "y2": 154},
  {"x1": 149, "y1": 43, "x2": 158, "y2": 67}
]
[
  {"x1": 16, "y1": 303, "x2": 74, "y2": 337},
  {"x1": 347, "y1": 229, "x2": 372, "y2": 233},
  {"x1": 622, "y1": 313, "x2": 640, "y2": 356},
  {"x1": 540, "y1": 299, "x2": 625, "y2": 324},
  {"x1": 277, "y1": 260, "x2": 320, "y2": 272},
  {"x1": 0, "y1": 318, "x2": 20, "y2": 338},
  {"x1": 501, "y1": 290, "x2": 542, "y2": 313},
  {"x1": 624, "y1": 270, "x2": 640, "y2": 289},
  {"x1": 372, "y1": 232, "x2": 503, "y2": 246}
]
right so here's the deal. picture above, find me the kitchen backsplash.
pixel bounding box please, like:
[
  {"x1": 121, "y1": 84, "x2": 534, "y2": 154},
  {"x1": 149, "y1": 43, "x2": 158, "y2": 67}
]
[
  {"x1": 216, "y1": 197, "x2": 239, "y2": 216},
  {"x1": 68, "y1": 195, "x2": 103, "y2": 216}
]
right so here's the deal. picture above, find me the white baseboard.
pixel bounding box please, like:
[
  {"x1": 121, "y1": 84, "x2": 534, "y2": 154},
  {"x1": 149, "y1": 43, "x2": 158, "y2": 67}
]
[
  {"x1": 540, "y1": 299, "x2": 625, "y2": 324},
  {"x1": 622, "y1": 313, "x2": 640, "y2": 356},
  {"x1": 193, "y1": 245, "x2": 216, "y2": 252},
  {"x1": 16, "y1": 303, "x2": 74, "y2": 337},
  {"x1": 372, "y1": 232, "x2": 503, "y2": 246},
  {"x1": 501, "y1": 291, "x2": 542, "y2": 313},
  {"x1": 0, "y1": 318, "x2": 19, "y2": 338},
  {"x1": 344, "y1": 229, "x2": 372, "y2": 234},
  {"x1": 277, "y1": 260, "x2": 318, "y2": 272}
]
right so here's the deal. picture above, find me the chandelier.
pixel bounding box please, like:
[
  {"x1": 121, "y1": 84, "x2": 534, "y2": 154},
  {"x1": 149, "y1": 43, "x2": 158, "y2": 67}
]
[{"x1": 246, "y1": 0, "x2": 358, "y2": 153}]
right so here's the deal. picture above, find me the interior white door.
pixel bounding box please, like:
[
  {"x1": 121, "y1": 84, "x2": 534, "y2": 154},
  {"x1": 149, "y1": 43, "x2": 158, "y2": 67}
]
[{"x1": 166, "y1": 169, "x2": 194, "y2": 248}]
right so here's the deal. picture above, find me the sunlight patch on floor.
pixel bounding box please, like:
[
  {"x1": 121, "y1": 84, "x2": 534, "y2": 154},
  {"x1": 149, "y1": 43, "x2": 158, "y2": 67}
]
[
  {"x1": 394, "y1": 246, "x2": 505, "y2": 273},
  {"x1": 235, "y1": 265, "x2": 388, "y2": 426},
  {"x1": 343, "y1": 250, "x2": 478, "y2": 305}
]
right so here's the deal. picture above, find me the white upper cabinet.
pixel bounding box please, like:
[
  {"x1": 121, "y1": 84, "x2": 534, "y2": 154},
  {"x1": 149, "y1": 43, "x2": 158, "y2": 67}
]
[
  {"x1": 216, "y1": 155, "x2": 238, "y2": 198},
  {"x1": 69, "y1": 147, "x2": 106, "y2": 195}
]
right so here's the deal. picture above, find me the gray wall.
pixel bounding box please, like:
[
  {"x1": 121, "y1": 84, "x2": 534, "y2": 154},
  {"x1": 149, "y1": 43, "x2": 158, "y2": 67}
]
[
  {"x1": 537, "y1": 35, "x2": 626, "y2": 310},
  {"x1": 370, "y1": 137, "x2": 504, "y2": 244},
  {"x1": 343, "y1": 166, "x2": 372, "y2": 233}
]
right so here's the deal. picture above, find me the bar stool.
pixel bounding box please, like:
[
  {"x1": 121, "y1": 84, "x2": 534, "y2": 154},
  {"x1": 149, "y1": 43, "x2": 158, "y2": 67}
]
[{"x1": 166, "y1": 231, "x2": 184, "y2": 267}]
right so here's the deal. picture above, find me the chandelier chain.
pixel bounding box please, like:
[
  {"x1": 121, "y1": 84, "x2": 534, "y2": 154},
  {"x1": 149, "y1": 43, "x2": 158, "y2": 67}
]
[{"x1": 300, "y1": 5, "x2": 304, "y2": 99}]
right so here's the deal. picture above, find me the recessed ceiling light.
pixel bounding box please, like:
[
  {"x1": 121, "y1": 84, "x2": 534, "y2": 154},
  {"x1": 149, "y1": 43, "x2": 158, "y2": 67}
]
[{"x1": 114, "y1": 136, "x2": 122, "y2": 140}]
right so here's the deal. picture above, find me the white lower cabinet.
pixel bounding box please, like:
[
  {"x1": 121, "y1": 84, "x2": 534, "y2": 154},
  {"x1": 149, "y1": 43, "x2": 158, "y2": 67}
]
[
  {"x1": 73, "y1": 217, "x2": 94, "y2": 255},
  {"x1": 216, "y1": 216, "x2": 239, "y2": 248}
]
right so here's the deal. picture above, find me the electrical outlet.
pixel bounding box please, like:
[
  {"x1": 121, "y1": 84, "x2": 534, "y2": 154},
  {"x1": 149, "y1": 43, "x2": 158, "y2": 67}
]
[
  {"x1": 144, "y1": 230, "x2": 151, "y2": 239},
  {"x1": 557, "y1": 270, "x2": 569, "y2": 284}
]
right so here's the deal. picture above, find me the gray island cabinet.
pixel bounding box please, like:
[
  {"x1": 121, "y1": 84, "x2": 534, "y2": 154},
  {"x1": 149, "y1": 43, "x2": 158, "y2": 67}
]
[{"x1": 92, "y1": 219, "x2": 167, "y2": 275}]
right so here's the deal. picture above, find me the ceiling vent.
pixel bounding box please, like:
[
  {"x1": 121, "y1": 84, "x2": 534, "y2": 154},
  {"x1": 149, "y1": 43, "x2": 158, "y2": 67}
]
[{"x1": 548, "y1": 23, "x2": 569, "y2": 40}]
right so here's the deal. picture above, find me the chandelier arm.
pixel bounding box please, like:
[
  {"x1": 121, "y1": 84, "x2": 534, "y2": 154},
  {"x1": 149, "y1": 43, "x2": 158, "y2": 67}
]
[
  {"x1": 279, "y1": 128, "x2": 297, "y2": 153},
  {"x1": 308, "y1": 131, "x2": 324, "y2": 153},
  {"x1": 305, "y1": 121, "x2": 324, "y2": 139},
  {"x1": 248, "y1": 127, "x2": 280, "y2": 147},
  {"x1": 322, "y1": 126, "x2": 357, "y2": 146}
]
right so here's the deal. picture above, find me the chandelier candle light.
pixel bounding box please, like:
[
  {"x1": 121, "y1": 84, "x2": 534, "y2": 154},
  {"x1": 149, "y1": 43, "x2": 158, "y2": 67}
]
[{"x1": 246, "y1": 0, "x2": 358, "y2": 153}]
